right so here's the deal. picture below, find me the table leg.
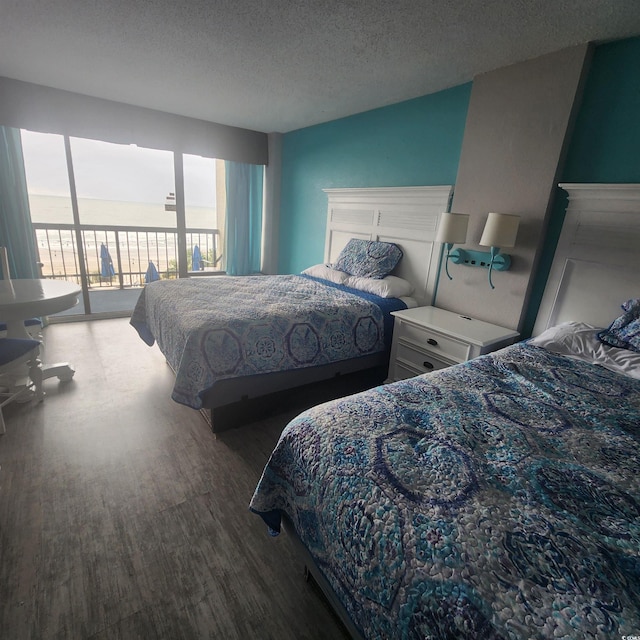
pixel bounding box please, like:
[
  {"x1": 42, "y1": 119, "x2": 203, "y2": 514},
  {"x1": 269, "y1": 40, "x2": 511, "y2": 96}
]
[
  {"x1": 28, "y1": 352, "x2": 44, "y2": 402},
  {"x1": 5, "y1": 320, "x2": 31, "y2": 340},
  {"x1": 6, "y1": 320, "x2": 75, "y2": 382}
]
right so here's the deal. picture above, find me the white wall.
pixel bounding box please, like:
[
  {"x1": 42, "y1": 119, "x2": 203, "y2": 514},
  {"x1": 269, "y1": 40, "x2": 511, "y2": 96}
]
[
  {"x1": 262, "y1": 132, "x2": 282, "y2": 274},
  {"x1": 435, "y1": 44, "x2": 592, "y2": 331},
  {"x1": 0, "y1": 76, "x2": 268, "y2": 164}
]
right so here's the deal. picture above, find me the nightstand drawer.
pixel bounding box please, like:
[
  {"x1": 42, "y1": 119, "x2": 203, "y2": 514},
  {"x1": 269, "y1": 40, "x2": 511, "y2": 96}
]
[
  {"x1": 388, "y1": 307, "x2": 519, "y2": 384},
  {"x1": 396, "y1": 342, "x2": 456, "y2": 374},
  {"x1": 398, "y1": 322, "x2": 470, "y2": 362},
  {"x1": 394, "y1": 361, "x2": 426, "y2": 380}
]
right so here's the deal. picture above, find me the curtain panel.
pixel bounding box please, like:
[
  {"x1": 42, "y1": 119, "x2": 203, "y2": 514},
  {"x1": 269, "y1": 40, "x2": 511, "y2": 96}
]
[
  {"x1": 224, "y1": 161, "x2": 264, "y2": 276},
  {"x1": 0, "y1": 126, "x2": 39, "y2": 279}
]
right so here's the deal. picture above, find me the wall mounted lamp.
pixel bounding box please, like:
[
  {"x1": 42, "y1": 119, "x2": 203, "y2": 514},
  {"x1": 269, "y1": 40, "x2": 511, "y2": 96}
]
[
  {"x1": 440, "y1": 212, "x2": 520, "y2": 289},
  {"x1": 434, "y1": 212, "x2": 470, "y2": 280}
]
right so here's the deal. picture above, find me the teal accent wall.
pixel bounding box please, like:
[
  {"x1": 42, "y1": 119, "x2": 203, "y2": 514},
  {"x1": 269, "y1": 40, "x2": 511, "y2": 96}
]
[
  {"x1": 278, "y1": 84, "x2": 471, "y2": 274},
  {"x1": 563, "y1": 37, "x2": 640, "y2": 183},
  {"x1": 523, "y1": 36, "x2": 640, "y2": 336}
]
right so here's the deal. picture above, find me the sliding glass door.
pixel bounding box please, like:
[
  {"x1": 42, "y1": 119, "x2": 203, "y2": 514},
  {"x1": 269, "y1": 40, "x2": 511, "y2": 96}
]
[
  {"x1": 69, "y1": 136, "x2": 176, "y2": 315},
  {"x1": 21, "y1": 129, "x2": 225, "y2": 318},
  {"x1": 183, "y1": 153, "x2": 226, "y2": 273}
]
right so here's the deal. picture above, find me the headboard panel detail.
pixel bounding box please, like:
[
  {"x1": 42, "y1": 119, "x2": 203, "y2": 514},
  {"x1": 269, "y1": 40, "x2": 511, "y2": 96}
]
[
  {"x1": 533, "y1": 183, "x2": 640, "y2": 334},
  {"x1": 330, "y1": 208, "x2": 375, "y2": 227},
  {"x1": 323, "y1": 186, "x2": 454, "y2": 306}
]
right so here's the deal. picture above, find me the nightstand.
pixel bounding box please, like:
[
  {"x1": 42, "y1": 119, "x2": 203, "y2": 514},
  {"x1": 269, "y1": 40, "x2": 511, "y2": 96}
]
[{"x1": 387, "y1": 306, "x2": 519, "y2": 382}]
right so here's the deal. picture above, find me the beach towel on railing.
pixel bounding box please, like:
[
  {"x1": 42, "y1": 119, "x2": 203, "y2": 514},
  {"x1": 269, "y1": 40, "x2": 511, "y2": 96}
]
[{"x1": 130, "y1": 274, "x2": 406, "y2": 409}]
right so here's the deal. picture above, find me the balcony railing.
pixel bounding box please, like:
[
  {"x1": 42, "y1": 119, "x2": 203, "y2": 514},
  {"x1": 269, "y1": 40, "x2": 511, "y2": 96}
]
[{"x1": 33, "y1": 223, "x2": 222, "y2": 287}]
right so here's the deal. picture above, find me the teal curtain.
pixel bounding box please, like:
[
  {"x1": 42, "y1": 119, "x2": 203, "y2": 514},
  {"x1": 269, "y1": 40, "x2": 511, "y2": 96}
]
[
  {"x1": 0, "y1": 127, "x2": 39, "y2": 279},
  {"x1": 224, "y1": 161, "x2": 264, "y2": 276}
]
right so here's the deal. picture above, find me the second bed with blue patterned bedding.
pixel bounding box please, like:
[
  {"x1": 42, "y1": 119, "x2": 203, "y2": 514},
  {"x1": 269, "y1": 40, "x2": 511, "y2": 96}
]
[
  {"x1": 250, "y1": 342, "x2": 640, "y2": 639},
  {"x1": 130, "y1": 274, "x2": 406, "y2": 409}
]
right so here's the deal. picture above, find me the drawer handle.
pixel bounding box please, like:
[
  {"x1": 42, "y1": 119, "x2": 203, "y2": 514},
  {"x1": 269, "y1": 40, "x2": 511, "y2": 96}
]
[
  {"x1": 427, "y1": 338, "x2": 438, "y2": 346},
  {"x1": 423, "y1": 361, "x2": 434, "y2": 370}
]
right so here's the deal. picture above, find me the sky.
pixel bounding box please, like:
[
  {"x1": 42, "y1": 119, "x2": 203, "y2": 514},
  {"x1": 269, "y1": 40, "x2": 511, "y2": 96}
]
[{"x1": 20, "y1": 129, "x2": 217, "y2": 207}]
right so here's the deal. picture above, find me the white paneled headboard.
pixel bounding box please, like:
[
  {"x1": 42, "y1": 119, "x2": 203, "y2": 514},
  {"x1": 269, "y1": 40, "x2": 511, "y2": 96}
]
[
  {"x1": 533, "y1": 183, "x2": 640, "y2": 335},
  {"x1": 323, "y1": 186, "x2": 454, "y2": 306}
]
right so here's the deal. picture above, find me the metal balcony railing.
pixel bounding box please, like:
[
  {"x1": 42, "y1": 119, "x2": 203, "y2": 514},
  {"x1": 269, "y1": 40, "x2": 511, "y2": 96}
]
[{"x1": 33, "y1": 223, "x2": 222, "y2": 287}]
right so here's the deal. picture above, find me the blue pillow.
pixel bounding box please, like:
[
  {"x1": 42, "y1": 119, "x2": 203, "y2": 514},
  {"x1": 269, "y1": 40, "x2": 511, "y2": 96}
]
[
  {"x1": 333, "y1": 239, "x2": 403, "y2": 279},
  {"x1": 597, "y1": 298, "x2": 640, "y2": 353}
]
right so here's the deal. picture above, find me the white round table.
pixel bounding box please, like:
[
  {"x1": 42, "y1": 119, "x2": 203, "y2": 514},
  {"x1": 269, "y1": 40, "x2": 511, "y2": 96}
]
[{"x1": 0, "y1": 278, "x2": 81, "y2": 381}]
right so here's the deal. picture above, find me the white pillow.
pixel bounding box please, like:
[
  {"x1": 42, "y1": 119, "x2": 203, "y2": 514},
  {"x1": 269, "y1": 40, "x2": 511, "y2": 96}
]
[
  {"x1": 301, "y1": 263, "x2": 349, "y2": 284},
  {"x1": 530, "y1": 321, "x2": 640, "y2": 380},
  {"x1": 345, "y1": 274, "x2": 415, "y2": 298},
  {"x1": 398, "y1": 296, "x2": 418, "y2": 309}
]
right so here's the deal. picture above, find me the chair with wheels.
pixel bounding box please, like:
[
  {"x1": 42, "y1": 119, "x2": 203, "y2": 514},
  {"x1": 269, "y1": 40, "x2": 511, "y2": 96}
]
[{"x1": 0, "y1": 338, "x2": 44, "y2": 435}]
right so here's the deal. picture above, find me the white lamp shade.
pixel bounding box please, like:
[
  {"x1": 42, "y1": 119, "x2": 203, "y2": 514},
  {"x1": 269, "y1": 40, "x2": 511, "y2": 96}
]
[
  {"x1": 435, "y1": 212, "x2": 469, "y2": 244},
  {"x1": 480, "y1": 212, "x2": 520, "y2": 248}
]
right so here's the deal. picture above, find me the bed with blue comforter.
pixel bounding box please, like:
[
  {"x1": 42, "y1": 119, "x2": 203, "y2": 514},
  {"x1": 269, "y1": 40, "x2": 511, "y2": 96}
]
[
  {"x1": 130, "y1": 274, "x2": 406, "y2": 411},
  {"x1": 250, "y1": 341, "x2": 640, "y2": 639}
]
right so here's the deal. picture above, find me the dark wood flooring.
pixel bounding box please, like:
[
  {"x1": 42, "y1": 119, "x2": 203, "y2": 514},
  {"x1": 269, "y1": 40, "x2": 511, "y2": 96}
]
[{"x1": 0, "y1": 318, "x2": 351, "y2": 639}]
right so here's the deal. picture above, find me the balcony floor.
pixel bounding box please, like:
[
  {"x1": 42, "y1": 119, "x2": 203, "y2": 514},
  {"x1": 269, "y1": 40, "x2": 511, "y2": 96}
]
[{"x1": 52, "y1": 286, "x2": 143, "y2": 319}]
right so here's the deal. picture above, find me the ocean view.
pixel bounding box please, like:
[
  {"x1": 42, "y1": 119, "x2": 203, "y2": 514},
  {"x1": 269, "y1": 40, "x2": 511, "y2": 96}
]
[
  {"x1": 29, "y1": 195, "x2": 221, "y2": 283},
  {"x1": 29, "y1": 194, "x2": 216, "y2": 229}
]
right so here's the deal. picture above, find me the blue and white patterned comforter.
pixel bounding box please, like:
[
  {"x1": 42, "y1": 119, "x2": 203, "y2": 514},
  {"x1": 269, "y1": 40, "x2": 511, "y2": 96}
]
[
  {"x1": 250, "y1": 342, "x2": 640, "y2": 639},
  {"x1": 130, "y1": 274, "x2": 405, "y2": 409}
]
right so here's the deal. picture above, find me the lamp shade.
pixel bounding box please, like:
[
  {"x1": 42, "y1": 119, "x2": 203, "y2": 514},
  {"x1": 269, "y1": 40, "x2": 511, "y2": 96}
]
[
  {"x1": 435, "y1": 212, "x2": 469, "y2": 244},
  {"x1": 480, "y1": 212, "x2": 520, "y2": 248}
]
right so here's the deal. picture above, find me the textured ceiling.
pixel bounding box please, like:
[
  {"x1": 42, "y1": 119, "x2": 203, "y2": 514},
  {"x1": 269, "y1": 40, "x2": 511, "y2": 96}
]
[{"x1": 1, "y1": 1, "x2": 639, "y2": 134}]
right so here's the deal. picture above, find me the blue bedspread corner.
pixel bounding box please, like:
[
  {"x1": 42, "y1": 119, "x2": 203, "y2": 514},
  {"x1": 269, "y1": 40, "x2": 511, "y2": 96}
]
[
  {"x1": 129, "y1": 318, "x2": 156, "y2": 346},
  {"x1": 249, "y1": 507, "x2": 282, "y2": 536},
  {"x1": 129, "y1": 287, "x2": 157, "y2": 346}
]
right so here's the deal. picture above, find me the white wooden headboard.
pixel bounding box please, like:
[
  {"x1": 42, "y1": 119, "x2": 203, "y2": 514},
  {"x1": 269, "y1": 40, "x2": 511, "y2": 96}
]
[
  {"x1": 323, "y1": 186, "x2": 454, "y2": 306},
  {"x1": 533, "y1": 183, "x2": 640, "y2": 335}
]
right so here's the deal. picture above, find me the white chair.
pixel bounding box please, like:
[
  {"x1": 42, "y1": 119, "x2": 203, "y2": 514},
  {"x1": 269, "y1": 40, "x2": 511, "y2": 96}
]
[{"x1": 0, "y1": 338, "x2": 44, "y2": 434}]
